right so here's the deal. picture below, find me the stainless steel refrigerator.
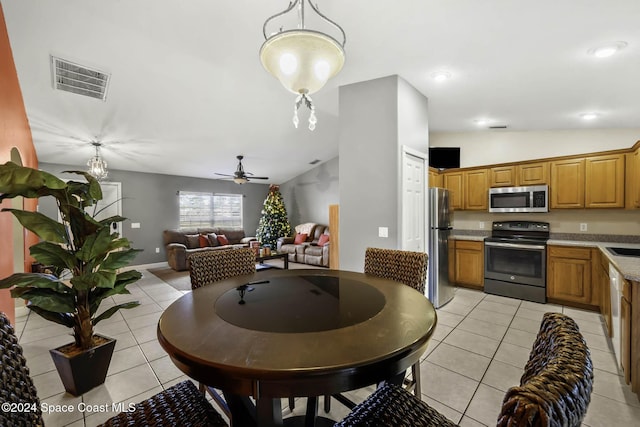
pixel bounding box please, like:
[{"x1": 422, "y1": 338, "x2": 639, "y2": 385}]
[{"x1": 428, "y1": 188, "x2": 455, "y2": 308}]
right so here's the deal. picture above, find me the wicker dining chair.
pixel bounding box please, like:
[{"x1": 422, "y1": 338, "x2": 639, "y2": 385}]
[
  {"x1": 0, "y1": 313, "x2": 43, "y2": 427},
  {"x1": 335, "y1": 312, "x2": 594, "y2": 427},
  {"x1": 188, "y1": 247, "x2": 257, "y2": 418},
  {"x1": 364, "y1": 247, "x2": 429, "y2": 396},
  {"x1": 188, "y1": 247, "x2": 256, "y2": 290},
  {"x1": 0, "y1": 313, "x2": 227, "y2": 427}
]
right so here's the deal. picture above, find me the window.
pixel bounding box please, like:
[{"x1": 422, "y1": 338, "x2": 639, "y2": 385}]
[{"x1": 179, "y1": 191, "x2": 242, "y2": 229}]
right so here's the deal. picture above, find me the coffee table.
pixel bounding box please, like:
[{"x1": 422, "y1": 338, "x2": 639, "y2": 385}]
[{"x1": 256, "y1": 251, "x2": 289, "y2": 270}]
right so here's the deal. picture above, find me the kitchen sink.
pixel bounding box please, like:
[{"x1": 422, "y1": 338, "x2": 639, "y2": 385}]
[{"x1": 607, "y1": 247, "x2": 640, "y2": 257}]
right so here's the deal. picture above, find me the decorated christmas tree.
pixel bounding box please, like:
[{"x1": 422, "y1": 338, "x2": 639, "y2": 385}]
[{"x1": 256, "y1": 184, "x2": 292, "y2": 248}]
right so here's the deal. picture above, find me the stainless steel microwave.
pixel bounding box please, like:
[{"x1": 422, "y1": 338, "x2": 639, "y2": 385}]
[{"x1": 489, "y1": 185, "x2": 549, "y2": 213}]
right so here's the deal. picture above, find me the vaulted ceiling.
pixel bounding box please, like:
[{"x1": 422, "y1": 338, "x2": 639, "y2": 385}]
[{"x1": 3, "y1": 0, "x2": 639, "y2": 183}]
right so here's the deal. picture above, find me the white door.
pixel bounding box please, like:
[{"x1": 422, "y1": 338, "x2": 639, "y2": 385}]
[
  {"x1": 92, "y1": 182, "x2": 123, "y2": 237},
  {"x1": 402, "y1": 151, "x2": 425, "y2": 252}
]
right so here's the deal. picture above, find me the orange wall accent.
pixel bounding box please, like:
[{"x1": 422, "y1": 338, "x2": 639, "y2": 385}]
[{"x1": 0, "y1": 4, "x2": 39, "y2": 325}]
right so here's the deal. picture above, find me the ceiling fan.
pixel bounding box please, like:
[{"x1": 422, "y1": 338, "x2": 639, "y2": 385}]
[{"x1": 215, "y1": 155, "x2": 269, "y2": 184}]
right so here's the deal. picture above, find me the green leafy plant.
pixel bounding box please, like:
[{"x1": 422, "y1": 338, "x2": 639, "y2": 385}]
[{"x1": 0, "y1": 162, "x2": 142, "y2": 351}]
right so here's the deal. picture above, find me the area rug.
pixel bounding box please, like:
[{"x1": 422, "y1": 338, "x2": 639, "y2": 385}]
[
  {"x1": 147, "y1": 266, "x2": 192, "y2": 291},
  {"x1": 148, "y1": 260, "x2": 323, "y2": 292}
]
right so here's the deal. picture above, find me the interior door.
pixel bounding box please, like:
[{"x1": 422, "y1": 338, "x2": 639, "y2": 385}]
[
  {"x1": 402, "y1": 151, "x2": 425, "y2": 252},
  {"x1": 92, "y1": 182, "x2": 123, "y2": 237}
]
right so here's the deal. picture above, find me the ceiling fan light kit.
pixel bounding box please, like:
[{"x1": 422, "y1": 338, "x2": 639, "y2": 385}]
[
  {"x1": 215, "y1": 155, "x2": 269, "y2": 184},
  {"x1": 260, "y1": 0, "x2": 346, "y2": 131},
  {"x1": 87, "y1": 142, "x2": 108, "y2": 181}
]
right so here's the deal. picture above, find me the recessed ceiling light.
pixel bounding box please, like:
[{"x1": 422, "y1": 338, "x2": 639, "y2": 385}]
[
  {"x1": 587, "y1": 41, "x2": 628, "y2": 58},
  {"x1": 580, "y1": 112, "x2": 599, "y2": 121},
  {"x1": 430, "y1": 71, "x2": 451, "y2": 82},
  {"x1": 473, "y1": 118, "x2": 491, "y2": 126}
]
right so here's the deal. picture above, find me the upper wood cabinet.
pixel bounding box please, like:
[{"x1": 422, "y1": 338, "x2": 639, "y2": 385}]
[
  {"x1": 626, "y1": 147, "x2": 640, "y2": 208},
  {"x1": 428, "y1": 169, "x2": 443, "y2": 188},
  {"x1": 444, "y1": 169, "x2": 487, "y2": 210},
  {"x1": 517, "y1": 161, "x2": 549, "y2": 186},
  {"x1": 489, "y1": 166, "x2": 516, "y2": 187},
  {"x1": 464, "y1": 169, "x2": 488, "y2": 210},
  {"x1": 550, "y1": 158, "x2": 585, "y2": 208},
  {"x1": 585, "y1": 154, "x2": 625, "y2": 208},
  {"x1": 443, "y1": 171, "x2": 463, "y2": 210}
]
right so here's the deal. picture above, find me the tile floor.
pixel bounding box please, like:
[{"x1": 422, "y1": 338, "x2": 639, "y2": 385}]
[{"x1": 12, "y1": 269, "x2": 640, "y2": 426}]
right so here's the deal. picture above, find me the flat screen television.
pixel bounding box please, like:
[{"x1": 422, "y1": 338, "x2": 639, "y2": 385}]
[{"x1": 429, "y1": 147, "x2": 460, "y2": 169}]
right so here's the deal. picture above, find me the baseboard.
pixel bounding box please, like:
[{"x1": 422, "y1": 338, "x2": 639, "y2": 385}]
[{"x1": 122, "y1": 261, "x2": 168, "y2": 271}]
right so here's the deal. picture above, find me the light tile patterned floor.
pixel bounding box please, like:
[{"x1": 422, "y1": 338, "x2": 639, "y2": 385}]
[{"x1": 13, "y1": 270, "x2": 640, "y2": 426}]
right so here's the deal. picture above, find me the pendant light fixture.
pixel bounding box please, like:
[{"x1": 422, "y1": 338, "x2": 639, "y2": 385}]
[
  {"x1": 259, "y1": 0, "x2": 346, "y2": 131},
  {"x1": 87, "y1": 142, "x2": 108, "y2": 181}
]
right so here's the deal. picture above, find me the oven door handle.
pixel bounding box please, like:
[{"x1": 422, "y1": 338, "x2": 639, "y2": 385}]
[{"x1": 485, "y1": 241, "x2": 546, "y2": 250}]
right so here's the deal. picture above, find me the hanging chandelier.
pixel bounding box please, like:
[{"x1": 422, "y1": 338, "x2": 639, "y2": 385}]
[
  {"x1": 259, "y1": 0, "x2": 346, "y2": 131},
  {"x1": 87, "y1": 142, "x2": 108, "y2": 181}
]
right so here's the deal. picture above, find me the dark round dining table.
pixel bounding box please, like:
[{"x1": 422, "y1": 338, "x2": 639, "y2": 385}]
[{"x1": 157, "y1": 268, "x2": 437, "y2": 427}]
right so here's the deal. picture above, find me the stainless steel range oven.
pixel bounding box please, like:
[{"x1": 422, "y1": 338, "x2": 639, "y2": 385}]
[{"x1": 484, "y1": 221, "x2": 549, "y2": 303}]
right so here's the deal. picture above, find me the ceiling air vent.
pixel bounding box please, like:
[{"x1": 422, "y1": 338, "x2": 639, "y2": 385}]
[
  {"x1": 489, "y1": 125, "x2": 508, "y2": 129},
  {"x1": 51, "y1": 56, "x2": 110, "y2": 101}
]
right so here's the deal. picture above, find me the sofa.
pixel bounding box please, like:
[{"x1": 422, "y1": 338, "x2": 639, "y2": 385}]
[
  {"x1": 163, "y1": 227, "x2": 257, "y2": 271},
  {"x1": 277, "y1": 223, "x2": 330, "y2": 267}
]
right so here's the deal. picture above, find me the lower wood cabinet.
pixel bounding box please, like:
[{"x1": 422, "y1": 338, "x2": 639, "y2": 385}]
[
  {"x1": 454, "y1": 240, "x2": 484, "y2": 289},
  {"x1": 547, "y1": 245, "x2": 593, "y2": 305}
]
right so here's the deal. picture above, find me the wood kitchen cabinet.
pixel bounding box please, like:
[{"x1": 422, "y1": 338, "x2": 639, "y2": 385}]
[
  {"x1": 454, "y1": 240, "x2": 484, "y2": 289},
  {"x1": 518, "y1": 161, "x2": 549, "y2": 186},
  {"x1": 489, "y1": 166, "x2": 516, "y2": 187},
  {"x1": 428, "y1": 168, "x2": 443, "y2": 188},
  {"x1": 443, "y1": 171, "x2": 463, "y2": 210},
  {"x1": 626, "y1": 146, "x2": 640, "y2": 208},
  {"x1": 464, "y1": 169, "x2": 488, "y2": 210},
  {"x1": 550, "y1": 158, "x2": 585, "y2": 208},
  {"x1": 631, "y1": 280, "x2": 640, "y2": 398},
  {"x1": 547, "y1": 245, "x2": 593, "y2": 305},
  {"x1": 585, "y1": 154, "x2": 625, "y2": 208}
]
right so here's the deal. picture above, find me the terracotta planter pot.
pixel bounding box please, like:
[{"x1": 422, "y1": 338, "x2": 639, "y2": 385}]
[{"x1": 49, "y1": 334, "x2": 116, "y2": 396}]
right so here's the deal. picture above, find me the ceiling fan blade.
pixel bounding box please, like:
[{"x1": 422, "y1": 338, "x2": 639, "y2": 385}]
[
  {"x1": 214, "y1": 172, "x2": 234, "y2": 177},
  {"x1": 249, "y1": 176, "x2": 269, "y2": 180}
]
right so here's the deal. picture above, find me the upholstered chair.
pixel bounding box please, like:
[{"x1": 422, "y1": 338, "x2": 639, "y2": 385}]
[
  {"x1": 188, "y1": 247, "x2": 256, "y2": 290},
  {"x1": 335, "y1": 312, "x2": 594, "y2": 427},
  {"x1": 0, "y1": 313, "x2": 227, "y2": 427}
]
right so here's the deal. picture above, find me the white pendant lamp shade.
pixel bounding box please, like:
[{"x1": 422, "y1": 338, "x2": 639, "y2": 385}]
[
  {"x1": 260, "y1": 0, "x2": 345, "y2": 130},
  {"x1": 260, "y1": 30, "x2": 345, "y2": 96}
]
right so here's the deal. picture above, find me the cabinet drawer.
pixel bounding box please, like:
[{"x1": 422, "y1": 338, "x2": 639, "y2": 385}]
[
  {"x1": 456, "y1": 240, "x2": 483, "y2": 251},
  {"x1": 548, "y1": 245, "x2": 591, "y2": 260}
]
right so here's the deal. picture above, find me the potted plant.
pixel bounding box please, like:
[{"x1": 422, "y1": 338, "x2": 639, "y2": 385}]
[{"x1": 0, "y1": 162, "x2": 142, "y2": 396}]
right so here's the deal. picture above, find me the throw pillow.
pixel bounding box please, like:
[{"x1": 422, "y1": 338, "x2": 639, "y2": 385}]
[
  {"x1": 217, "y1": 234, "x2": 229, "y2": 246},
  {"x1": 318, "y1": 234, "x2": 330, "y2": 246},
  {"x1": 207, "y1": 233, "x2": 219, "y2": 247},
  {"x1": 185, "y1": 234, "x2": 200, "y2": 249},
  {"x1": 294, "y1": 233, "x2": 308, "y2": 245},
  {"x1": 198, "y1": 235, "x2": 210, "y2": 248}
]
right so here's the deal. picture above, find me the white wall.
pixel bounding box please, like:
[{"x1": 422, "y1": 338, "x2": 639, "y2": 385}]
[{"x1": 430, "y1": 128, "x2": 640, "y2": 168}]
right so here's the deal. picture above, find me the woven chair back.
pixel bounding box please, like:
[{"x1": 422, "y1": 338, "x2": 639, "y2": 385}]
[
  {"x1": 0, "y1": 313, "x2": 44, "y2": 427},
  {"x1": 189, "y1": 248, "x2": 256, "y2": 290},
  {"x1": 364, "y1": 247, "x2": 428, "y2": 294},
  {"x1": 497, "y1": 312, "x2": 594, "y2": 427}
]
